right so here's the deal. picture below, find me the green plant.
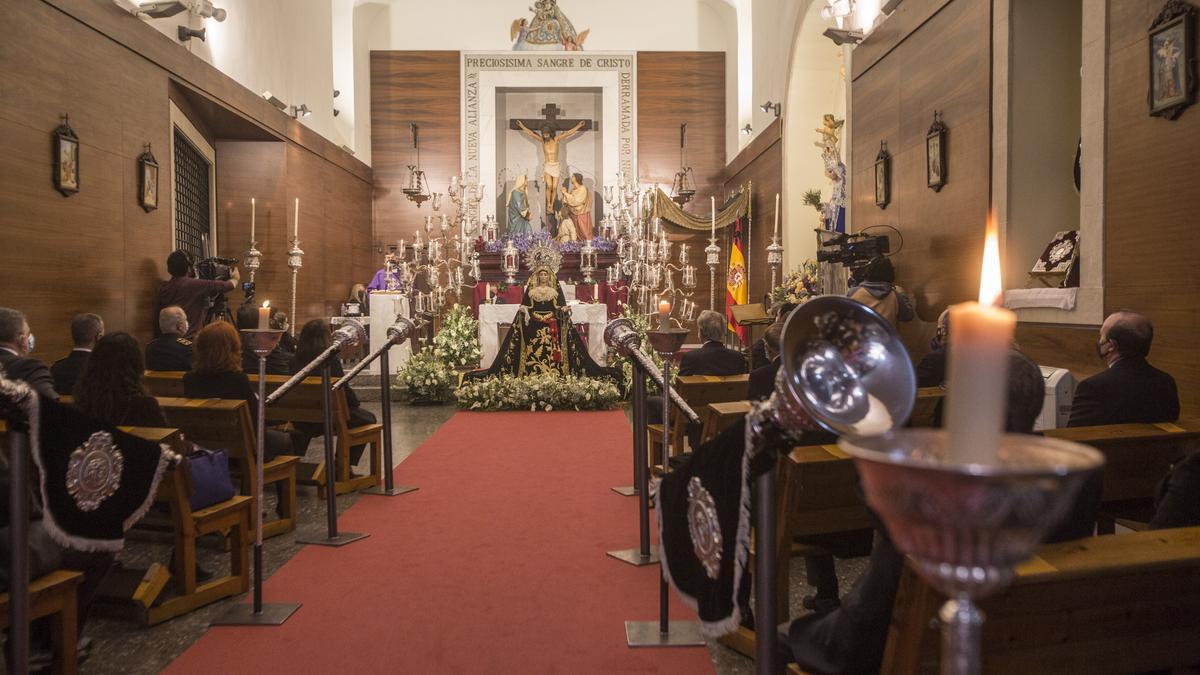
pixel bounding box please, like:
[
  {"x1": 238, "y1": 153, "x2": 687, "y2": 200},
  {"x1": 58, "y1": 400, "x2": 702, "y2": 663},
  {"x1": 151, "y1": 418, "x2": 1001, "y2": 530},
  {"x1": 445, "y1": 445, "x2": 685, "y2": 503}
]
[
  {"x1": 433, "y1": 304, "x2": 481, "y2": 369},
  {"x1": 394, "y1": 350, "x2": 456, "y2": 404},
  {"x1": 456, "y1": 373, "x2": 621, "y2": 412},
  {"x1": 802, "y1": 189, "x2": 823, "y2": 211}
]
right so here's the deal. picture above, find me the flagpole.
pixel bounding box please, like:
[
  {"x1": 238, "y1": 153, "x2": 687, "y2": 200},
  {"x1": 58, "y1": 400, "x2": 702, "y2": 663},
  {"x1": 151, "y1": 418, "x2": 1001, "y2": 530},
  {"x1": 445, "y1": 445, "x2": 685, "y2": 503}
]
[{"x1": 746, "y1": 181, "x2": 753, "y2": 309}]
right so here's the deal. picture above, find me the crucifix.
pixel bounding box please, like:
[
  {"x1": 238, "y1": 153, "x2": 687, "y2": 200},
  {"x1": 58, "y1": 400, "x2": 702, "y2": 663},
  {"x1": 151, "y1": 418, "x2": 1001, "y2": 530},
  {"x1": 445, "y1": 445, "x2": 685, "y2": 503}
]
[{"x1": 510, "y1": 103, "x2": 593, "y2": 217}]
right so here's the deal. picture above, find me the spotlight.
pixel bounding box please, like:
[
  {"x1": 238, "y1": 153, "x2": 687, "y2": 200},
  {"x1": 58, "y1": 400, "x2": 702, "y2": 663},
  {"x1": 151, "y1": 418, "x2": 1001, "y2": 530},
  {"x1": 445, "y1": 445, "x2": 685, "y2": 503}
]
[
  {"x1": 760, "y1": 100, "x2": 781, "y2": 117},
  {"x1": 291, "y1": 104, "x2": 312, "y2": 119},
  {"x1": 261, "y1": 91, "x2": 287, "y2": 111},
  {"x1": 741, "y1": 124, "x2": 753, "y2": 135},
  {"x1": 822, "y1": 27, "x2": 864, "y2": 45},
  {"x1": 333, "y1": 108, "x2": 341, "y2": 117},
  {"x1": 333, "y1": 89, "x2": 341, "y2": 98},
  {"x1": 177, "y1": 25, "x2": 206, "y2": 41}
]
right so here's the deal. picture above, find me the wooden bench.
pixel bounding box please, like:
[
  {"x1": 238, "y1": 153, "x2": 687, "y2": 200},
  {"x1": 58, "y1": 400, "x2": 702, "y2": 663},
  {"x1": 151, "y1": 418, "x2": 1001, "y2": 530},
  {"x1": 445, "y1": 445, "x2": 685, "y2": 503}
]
[
  {"x1": 879, "y1": 527, "x2": 1200, "y2": 674},
  {"x1": 648, "y1": 374, "x2": 749, "y2": 467},
  {"x1": 0, "y1": 570, "x2": 84, "y2": 675},
  {"x1": 909, "y1": 386, "x2": 945, "y2": 428},
  {"x1": 155, "y1": 397, "x2": 300, "y2": 538},
  {"x1": 143, "y1": 370, "x2": 187, "y2": 398},
  {"x1": 251, "y1": 374, "x2": 384, "y2": 495}
]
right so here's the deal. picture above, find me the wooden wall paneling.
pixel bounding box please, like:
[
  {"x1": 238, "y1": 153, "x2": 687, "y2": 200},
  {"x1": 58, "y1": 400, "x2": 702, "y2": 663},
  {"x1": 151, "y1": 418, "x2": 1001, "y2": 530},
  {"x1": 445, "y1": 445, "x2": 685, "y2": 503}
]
[
  {"x1": 851, "y1": 0, "x2": 955, "y2": 79},
  {"x1": 1102, "y1": 0, "x2": 1200, "y2": 418},
  {"x1": 370, "y1": 51, "x2": 462, "y2": 247},
  {"x1": 638, "y1": 51, "x2": 727, "y2": 339},
  {"x1": 214, "y1": 141, "x2": 287, "y2": 320}
]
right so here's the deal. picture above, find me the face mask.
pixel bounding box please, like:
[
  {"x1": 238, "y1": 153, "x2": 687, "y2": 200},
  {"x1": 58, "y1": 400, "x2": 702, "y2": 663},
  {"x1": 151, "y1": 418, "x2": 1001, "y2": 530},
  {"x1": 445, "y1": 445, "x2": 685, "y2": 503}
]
[
  {"x1": 26, "y1": 333, "x2": 35, "y2": 354},
  {"x1": 1095, "y1": 338, "x2": 1109, "y2": 359}
]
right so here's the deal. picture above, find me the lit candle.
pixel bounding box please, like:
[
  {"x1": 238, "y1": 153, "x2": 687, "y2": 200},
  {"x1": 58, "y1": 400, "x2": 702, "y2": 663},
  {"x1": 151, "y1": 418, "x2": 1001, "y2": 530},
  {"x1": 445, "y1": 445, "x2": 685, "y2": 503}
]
[
  {"x1": 258, "y1": 301, "x2": 271, "y2": 330},
  {"x1": 593, "y1": 282, "x2": 599, "y2": 302},
  {"x1": 944, "y1": 218, "x2": 1017, "y2": 464},
  {"x1": 658, "y1": 298, "x2": 672, "y2": 329},
  {"x1": 773, "y1": 193, "x2": 780, "y2": 238},
  {"x1": 293, "y1": 198, "x2": 299, "y2": 238},
  {"x1": 711, "y1": 196, "x2": 716, "y2": 238},
  {"x1": 250, "y1": 198, "x2": 256, "y2": 241}
]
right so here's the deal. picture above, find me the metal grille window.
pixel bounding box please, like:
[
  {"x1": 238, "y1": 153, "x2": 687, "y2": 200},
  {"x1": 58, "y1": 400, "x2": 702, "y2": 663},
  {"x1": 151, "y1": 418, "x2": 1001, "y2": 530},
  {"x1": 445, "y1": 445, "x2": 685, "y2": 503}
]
[{"x1": 173, "y1": 130, "x2": 211, "y2": 261}]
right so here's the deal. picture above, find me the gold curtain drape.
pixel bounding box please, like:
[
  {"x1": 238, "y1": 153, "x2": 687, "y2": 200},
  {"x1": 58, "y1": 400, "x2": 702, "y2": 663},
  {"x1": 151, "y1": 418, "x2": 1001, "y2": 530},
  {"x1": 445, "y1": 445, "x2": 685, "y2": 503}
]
[{"x1": 647, "y1": 185, "x2": 750, "y2": 231}]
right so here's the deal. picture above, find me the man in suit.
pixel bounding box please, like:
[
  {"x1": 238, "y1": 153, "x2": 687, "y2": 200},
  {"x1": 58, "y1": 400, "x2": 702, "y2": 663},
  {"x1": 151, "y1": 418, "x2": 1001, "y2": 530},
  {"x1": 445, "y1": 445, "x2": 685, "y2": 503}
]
[
  {"x1": 0, "y1": 307, "x2": 58, "y2": 400},
  {"x1": 50, "y1": 313, "x2": 103, "y2": 395},
  {"x1": 747, "y1": 322, "x2": 783, "y2": 401},
  {"x1": 145, "y1": 306, "x2": 193, "y2": 372},
  {"x1": 647, "y1": 310, "x2": 745, "y2": 427},
  {"x1": 1067, "y1": 310, "x2": 1179, "y2": 427},
  {"x1": 235, "y1": 304, "x2": 292, "y2": 375}
]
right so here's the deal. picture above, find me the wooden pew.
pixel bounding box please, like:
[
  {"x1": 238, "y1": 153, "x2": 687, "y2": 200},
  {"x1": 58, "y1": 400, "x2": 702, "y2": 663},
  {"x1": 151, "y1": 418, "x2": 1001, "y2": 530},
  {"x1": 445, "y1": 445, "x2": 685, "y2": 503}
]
[
  {"x1": 908, "y1": 386, "x2": 945, "y2": 428},
  {"x1": 0, "y1": 571, "x2": 83, "y2": 675},
  {"x1": 155, "y1": 397, "x2": 300, "y2": 538},
  {"x1": 879, "y1": 527, "x2": 1200, "y2": 674},
  {"x1": 143, "y1": 370, "x2": 187, "y2": 398},
  {"x1": 648, "y1": 374, "x2": 749, "y2": 467},
  {"x1": 251, "y1": 374, "x2": 384, "y2": 495}
]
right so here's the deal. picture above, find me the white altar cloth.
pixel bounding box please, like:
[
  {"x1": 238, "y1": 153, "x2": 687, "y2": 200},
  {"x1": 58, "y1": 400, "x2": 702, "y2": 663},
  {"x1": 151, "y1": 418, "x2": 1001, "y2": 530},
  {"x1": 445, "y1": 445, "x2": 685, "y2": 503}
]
[
  {"x1": 478, "y1": 302, "x2": 608, "y2": 369},
  {"x1": 365, "y1": 292, "x2": 412, "y2": 376}
]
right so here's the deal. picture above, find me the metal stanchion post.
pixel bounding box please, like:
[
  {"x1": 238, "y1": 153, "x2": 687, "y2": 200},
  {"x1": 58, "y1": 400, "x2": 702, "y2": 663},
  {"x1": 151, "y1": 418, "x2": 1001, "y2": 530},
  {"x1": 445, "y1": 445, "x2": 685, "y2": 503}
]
[
  {"x1": 9, "y1": 426, "x2": 31, "y2": 671},
  {"x1": 755, "y1": 462, "x2": 780, "y2": 674},
  {"x1": 213, "y1": 329, "x2": 301, "y2": 625},
  {"x1": 363, "y1": 344, "x2": 417, "y2": 497},
  {"x1": 606, "y1": 362, "x2": 658, "y2": 566},
  {"x1": 626, "y1": 328, "x2": 705, "y2": 648},
  {"x1": 297, "y1": 358, "x2": 369, "y2": 547}
]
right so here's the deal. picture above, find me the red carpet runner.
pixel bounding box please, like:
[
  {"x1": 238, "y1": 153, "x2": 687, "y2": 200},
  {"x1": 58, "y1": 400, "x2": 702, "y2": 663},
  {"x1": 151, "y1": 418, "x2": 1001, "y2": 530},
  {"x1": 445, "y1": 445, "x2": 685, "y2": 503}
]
[{"x1": 167, "y1": 410, "x2": 714, "y2": 673}]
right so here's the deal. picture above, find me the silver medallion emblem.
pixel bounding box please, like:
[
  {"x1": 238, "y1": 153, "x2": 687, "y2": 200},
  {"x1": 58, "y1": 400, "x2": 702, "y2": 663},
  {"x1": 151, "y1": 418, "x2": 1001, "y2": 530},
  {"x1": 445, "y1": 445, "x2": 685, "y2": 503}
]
[
  {"x1": 687, "y1": 477, "x2": 723, "y2": 580},
  {"x1": 66, "y1": 432, "x2": 123, "y2": 512}
]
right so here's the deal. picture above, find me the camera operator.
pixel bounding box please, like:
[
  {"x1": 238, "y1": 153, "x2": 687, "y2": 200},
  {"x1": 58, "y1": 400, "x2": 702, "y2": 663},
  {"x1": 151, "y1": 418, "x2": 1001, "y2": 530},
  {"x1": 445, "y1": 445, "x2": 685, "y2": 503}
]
[
  {"x1": 846, "y1": 256, "x2": 913, "y2": 327},
  {"x1": 159, "y1": 250, "x2": 239, "y2": 338}
]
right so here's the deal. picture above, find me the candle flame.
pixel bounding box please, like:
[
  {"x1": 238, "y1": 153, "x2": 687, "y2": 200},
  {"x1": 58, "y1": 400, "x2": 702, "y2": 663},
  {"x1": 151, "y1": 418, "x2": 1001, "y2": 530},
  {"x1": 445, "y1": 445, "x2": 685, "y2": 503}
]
[
  {"x1": 978, "y1": 217, "x2": 1002, "y2": 306},
  {"x1": 262, "y1": 300, "x2": 270, "y2": 309}
]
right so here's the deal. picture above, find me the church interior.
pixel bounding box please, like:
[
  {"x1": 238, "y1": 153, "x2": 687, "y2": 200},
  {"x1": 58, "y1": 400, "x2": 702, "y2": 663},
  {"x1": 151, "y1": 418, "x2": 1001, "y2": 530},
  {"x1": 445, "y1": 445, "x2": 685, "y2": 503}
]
[{"x1": 2, "y1": 0, "x2": 1200, "y2": 672}]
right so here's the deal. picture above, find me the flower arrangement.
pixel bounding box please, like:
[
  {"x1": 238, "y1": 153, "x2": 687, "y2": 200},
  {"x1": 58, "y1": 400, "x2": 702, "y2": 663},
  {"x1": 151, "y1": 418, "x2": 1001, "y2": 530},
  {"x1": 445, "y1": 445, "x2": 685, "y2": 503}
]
[
  {"x1": 771, "y1": 259, "x2": 823, "y2": 305},
  {"x1": 394, "y1": 350, "x2": 457, "y2": 404},
  {"x1": 456, "y1": 373, "x2": 621, "y2": 412},
  {"x1": 433, "y1": 304, "x2": 481, "y2": 370},
  {"x1": 479, "y1": 231, "x2": 616, "y2": 255}
]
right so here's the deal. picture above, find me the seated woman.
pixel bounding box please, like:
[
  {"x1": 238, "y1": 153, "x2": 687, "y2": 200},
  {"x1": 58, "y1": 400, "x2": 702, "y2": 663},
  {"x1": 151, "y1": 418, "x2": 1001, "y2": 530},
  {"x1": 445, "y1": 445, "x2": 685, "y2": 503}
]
[
  {"x1": 289, "y1": 319, "x2": 377, "y2": 469},
  {"x1": 465, "y1": 241, "x2": 620, "y2": 390},
  {"x1": 74, "y1": 332, "x2": 169, "y2": 427},
  {"x1": 183, "y1": 321, "x2": 293, "y2": 461}
]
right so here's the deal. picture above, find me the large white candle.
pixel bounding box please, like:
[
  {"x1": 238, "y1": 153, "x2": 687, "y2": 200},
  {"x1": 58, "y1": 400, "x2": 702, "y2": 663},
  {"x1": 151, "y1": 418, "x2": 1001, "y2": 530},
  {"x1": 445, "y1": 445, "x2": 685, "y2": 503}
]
[
  {"x1": 250, "y1": 198, "x2": 256, "y2": 241},
  {"x1": 293, "y1": 198, "x2": 299, "y2": 238},
  {"x1": 711, "y1": 196, "x2": 716, "y2": 238},
  {"x1": 773, "y1": 193, "x2": 780, "y2": 237},
  {"x1": 258, "y1": 300, "x2": 271, "y2": 330},
  {"x1": 944, "y1": 220, "x2": 1017, "y2": 464}
]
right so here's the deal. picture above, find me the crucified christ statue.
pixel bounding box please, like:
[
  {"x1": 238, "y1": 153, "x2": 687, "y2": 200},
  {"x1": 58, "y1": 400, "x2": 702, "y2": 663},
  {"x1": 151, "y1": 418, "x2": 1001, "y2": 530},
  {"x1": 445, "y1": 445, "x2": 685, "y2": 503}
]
[{"x1": 511, "y1": 103, "x2": 592, "y2": 219}]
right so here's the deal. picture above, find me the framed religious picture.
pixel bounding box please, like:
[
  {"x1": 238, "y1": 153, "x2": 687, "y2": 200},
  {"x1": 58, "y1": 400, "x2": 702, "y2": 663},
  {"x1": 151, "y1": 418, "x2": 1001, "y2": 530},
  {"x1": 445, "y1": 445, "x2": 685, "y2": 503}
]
[
  {"x1": 137, "y1": 143, "x2": 159, "y2": 212},
  {"x1": 926, "y1": 111, "x2": 947, "y2": 191},
  {"x1": 52, "y1": 114, "x2": 79, "y2": 197},
  {"x1": 1148, "y1": 0, "x2": 1195, "y2": 120},
  {"x1": 874, "y1": 141, "x2": 891, "y2": 209}
]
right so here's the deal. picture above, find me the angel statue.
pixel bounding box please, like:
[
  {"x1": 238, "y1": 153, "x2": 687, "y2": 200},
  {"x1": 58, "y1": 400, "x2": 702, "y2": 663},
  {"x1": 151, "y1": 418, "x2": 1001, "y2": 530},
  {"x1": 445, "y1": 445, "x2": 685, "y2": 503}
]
[
  {"x1": 464, "y1": 240, "x2": 621, "y2": 388},
  {"x1": 511, "y1": 0, "x2": 590, "y2": 51}
]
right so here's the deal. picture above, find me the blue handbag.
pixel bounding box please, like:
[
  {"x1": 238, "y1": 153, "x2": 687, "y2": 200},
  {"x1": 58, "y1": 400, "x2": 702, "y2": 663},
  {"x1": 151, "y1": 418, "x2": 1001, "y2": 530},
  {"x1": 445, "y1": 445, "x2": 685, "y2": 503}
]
[{"x1": 185, "y1": 447, "x2": 237, "y2": 511}]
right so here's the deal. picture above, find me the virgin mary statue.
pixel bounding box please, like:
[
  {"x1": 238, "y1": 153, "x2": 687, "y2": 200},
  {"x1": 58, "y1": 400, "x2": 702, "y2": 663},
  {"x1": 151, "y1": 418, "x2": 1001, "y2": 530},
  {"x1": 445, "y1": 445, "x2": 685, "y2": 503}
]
[{"x1": 466, "y1": 241, "x2": 621, "y2": 389}]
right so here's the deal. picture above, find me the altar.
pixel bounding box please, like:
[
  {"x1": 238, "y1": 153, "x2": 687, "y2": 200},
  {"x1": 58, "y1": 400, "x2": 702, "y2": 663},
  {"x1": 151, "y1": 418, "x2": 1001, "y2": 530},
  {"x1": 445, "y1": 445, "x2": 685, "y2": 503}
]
[
  {"x1": 478, "y1": 301, "x2": 608, "y2": 368},
  {"x1": 366, "y1": 291, "x2": 412, "y2": 376}
]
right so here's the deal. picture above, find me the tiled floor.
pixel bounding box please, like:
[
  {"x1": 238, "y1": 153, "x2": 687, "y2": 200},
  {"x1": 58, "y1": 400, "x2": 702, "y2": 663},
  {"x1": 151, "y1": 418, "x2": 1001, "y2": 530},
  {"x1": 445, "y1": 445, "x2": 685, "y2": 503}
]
[{"x1": 54, "y1": 402, "x2": 867, "y2": 674}]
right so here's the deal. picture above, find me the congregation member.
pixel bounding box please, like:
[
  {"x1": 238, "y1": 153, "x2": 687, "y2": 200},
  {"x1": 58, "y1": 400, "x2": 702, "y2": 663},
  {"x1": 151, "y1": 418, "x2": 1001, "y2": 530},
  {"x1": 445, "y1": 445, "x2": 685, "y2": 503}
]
[
  {"x1": 1149, "y1": 452, "x2": 1200, "y2": 529},
  {"x1": 290, "y1": 319, "x2": 377, "y2": 470},
  {"x1": 271, "y1": 309, "x2": 297, "y2": 355},
  {"x1": 158, "y1": 250, "x2": 239, "y2": 339},
  {"x1": 183, "y1": 321, "x2": 293, "y2": 461},
  {"x1": 782, "y1": 351, "x2": 1102, "y2": 673},
  {"x1": 0, "y1": 307, "x2": 57, "y2": 400},
  {"x1": 1067, "y1": 310, "x2": 1179, "y2": 427},
  {"x1": 750, "y1": 302, "x2": 796, "y2": 372},
  {"x1": 915, "y1": 308, "x2": 950, "y2": 388},
  {"x1": 145, "y1": 306, "x2": 193, "y2": 372},
  {"x1": 235, "y1": 303, "x2": 291, "y2": 375},
  {"x1": 74, "y1": 333, "x2": 169, "y2": 428},
  {"x1": 846, "y1": 256, "x2": 913, "y2": 327},
  {"x1": 50, "y1": 313, "x2": 104, "y2": 396},
  {"x1": 747, "y1": 322, "x2": 783, "y2": 401}
]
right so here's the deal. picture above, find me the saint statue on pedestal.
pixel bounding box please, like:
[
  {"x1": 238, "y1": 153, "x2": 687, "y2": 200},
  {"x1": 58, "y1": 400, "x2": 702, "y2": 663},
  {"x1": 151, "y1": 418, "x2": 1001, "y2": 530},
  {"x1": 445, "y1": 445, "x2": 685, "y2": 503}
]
[
  {"x1": 506, "y1": 174, "x2": 532, "y2": 236},
  {"x1": 559, "y1": 172, "x2": 593, "y2": 240}
]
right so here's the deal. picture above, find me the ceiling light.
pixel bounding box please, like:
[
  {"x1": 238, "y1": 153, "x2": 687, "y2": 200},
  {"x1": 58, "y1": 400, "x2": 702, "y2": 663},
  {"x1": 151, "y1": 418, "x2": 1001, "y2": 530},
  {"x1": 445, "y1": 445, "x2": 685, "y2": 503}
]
[
  {"x1": 261, "y1": 91, "x2": 287, "y2": 111},
  {"x1": 291, "y1": 104, "x2": 312, "y2": 119},
  {"x1": 741, "y1": 124, "x2": 753, "y2": 135}
]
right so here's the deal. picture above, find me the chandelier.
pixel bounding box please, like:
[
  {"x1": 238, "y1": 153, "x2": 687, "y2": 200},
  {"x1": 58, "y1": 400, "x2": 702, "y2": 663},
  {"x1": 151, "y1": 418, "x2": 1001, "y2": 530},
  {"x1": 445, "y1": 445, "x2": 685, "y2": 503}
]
[
  {"x1": 402, "y1": 123, "x2": 431, "y2": 207},
  {"x1": 670, "y1": 123, "x2": 696, "y2": 206}
]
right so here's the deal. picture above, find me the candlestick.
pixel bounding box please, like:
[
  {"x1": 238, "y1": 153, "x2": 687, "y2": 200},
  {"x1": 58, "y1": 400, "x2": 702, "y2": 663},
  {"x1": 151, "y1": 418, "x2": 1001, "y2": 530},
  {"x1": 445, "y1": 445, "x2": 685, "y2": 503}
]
[
  {"x1": 773, "y1": 193, "x2": 780, "y2": 238},
  {"x1": 944, "y1": 221, "x2": 1016, "y2": 464},
  {"x1": 710, "y1": 196, "x2": 716, "y2": 237},
  {"x1": 658, "y1": 298, "x2": 671, "y2": 330},
  {"x1": 250, "y1": 198, "x2": 256, "y2": 241},
  {"x1": 258, "y1": 301, "x2": 271, "y2": 330},
  {"x1": 293, "y1": 198, "x2": 299, "y2": 238}
]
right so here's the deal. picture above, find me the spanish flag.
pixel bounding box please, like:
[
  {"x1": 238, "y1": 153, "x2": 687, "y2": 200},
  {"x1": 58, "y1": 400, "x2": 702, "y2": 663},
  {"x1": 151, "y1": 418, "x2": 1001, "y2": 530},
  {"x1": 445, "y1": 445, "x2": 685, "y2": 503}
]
[{"x1": 725, "y1": 215, "x2": 749, "y2": 344}]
